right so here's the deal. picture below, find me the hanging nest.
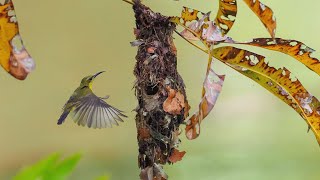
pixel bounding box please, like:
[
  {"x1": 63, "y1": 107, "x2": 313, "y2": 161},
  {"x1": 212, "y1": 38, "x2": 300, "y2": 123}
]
[{"x1": 131, "y1": 1, "x2": 190, "y2": 179}]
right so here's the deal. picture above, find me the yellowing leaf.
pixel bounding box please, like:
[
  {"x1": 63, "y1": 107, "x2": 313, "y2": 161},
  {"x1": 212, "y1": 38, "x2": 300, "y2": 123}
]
[
  {"x1": 214, "y1": 0, "x2": 237, "y2": 35},
  {"x1": 180, "y1": 7, "x2": 200, "y2": 25},
  {"x1": 211, "y1": 46, "x2": 320, "y2": 144},
  {"x1": 236, "y1": 38, "x2": 320, "y2": 76},
  {"x1": 186, "y1": 55, "x2": 225, "y2": 140},
  {"x1": 0, "y1": 0, "x2": 35, "y2": 80},
  {"x1": 243, "y1": 0, "x2": 276, "y2": 38}
]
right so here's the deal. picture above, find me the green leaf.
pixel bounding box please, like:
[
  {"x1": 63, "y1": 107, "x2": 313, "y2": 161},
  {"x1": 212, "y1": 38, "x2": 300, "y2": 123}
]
[
  {"x1": 13, "y1": 153, "x2": 61, "y2": 180},
  {"x1": 13, "y1": 153, "x2": 82, "y2": 180},
  {"x1": 44, "y1": 153, "x2": 82, "y2": 180}
]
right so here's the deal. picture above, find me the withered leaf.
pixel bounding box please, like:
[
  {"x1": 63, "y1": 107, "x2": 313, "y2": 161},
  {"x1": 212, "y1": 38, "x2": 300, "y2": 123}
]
[
  {"x1": 163, "y1": 87, "x2": 185, "y2": 115},
  {"x1": 211, "y1": 46, "x2": 320, "y2": 145},
  {"x1": 236, "y1": 38, "x2": 320, "y2": 76},
  {"x1": 186, "y1": 55, "x2": 225, "y2": 140},
  {"x1": 0, "y1": 0, "x2": 35, "y2": 80},
  {"x1": 243, "y1": 0, "x2": 276, "y2": 38},
  {"x1": 180, "y1": 7, "x2": 200, "y2": 25},
  {"x1": 178, "y1": 7, "x2": 232, "y2": 45},
  {"x1": 214, "y1": 0, "x2": 237, "y2": 35},
  {"x1": 168, "y1": 149, "x2": 186, "y2": 163}
]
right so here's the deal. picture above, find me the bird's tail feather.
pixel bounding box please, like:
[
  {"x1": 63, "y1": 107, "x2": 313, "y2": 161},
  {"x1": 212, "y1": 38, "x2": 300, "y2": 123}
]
[{"x1": 57, "y1": 111, "x2": 70, "y2": 125}]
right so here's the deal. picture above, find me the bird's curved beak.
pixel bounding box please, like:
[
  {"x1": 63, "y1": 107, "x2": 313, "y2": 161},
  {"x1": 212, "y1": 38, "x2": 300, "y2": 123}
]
[{"x1": 92, "y1": 71, "x2": 105, "y2": 79}]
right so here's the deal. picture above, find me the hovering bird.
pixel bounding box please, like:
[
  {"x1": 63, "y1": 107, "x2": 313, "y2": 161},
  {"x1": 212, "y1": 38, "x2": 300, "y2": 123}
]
[{"x1": 57, "y1": 71, "x2": 127, "y2": 128}]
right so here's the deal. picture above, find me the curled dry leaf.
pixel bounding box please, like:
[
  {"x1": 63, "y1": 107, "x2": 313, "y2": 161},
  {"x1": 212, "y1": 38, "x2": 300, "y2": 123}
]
[
  {"x1": 243, "y1": 0, "x2": 276, "y2": 38},
  {"x1": 236, "y1": 38, "x2": 320, "y2": 76},
  {"x1": 168, "y1": 149, "x2": 186, "y2": 163},
  {"x1": 0, "y1": 0, "x2": 35, "y2": 80},
  {"x1": 186, "y1": 56, "x2": 225, "y2": 140},
  {"x1": 163, "y1": 87, "x2": 185, "y2": 115},
  {"x1": 211, "y1": 46, "x2": 320, "y2": 144},
  {"x1": 214, "y1": 0, "x2": 237, "y2": 36}
]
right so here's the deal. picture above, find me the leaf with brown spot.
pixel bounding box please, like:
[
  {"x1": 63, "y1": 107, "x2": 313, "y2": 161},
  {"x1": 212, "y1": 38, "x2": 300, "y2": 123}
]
[
  {"x1": 186, "y1": 55, "x2": 225, "y2": 140},
  {"x1": 235, "y1": 38, "x2": 320, "y2": 76},
  {"x1": 168, "y1": 149, "x2": 186, "y2": 163},
  {"x1": 0, "y1": 0, "x2": 35, "y2": 80},
  {"x1": 214, "y1": 0, "x2": 237, "y2": 35},
  {"x1": 243, "y1": 0, "x2": 276, "y2": 38},
  {"x1": 211, "y1": 46, "x2": 320, "y2": 145}
]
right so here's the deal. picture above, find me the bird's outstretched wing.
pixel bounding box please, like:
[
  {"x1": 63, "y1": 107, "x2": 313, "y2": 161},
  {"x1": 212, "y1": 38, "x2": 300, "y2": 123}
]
[{"x1": 70, "y1": 94, "x2": 127, "y2": 129}]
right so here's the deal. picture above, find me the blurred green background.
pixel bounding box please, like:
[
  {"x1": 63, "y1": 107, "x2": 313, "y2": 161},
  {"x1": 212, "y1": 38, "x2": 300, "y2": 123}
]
[{"x1": 1, "y1": 0, "x2": 320, "y2": 179}]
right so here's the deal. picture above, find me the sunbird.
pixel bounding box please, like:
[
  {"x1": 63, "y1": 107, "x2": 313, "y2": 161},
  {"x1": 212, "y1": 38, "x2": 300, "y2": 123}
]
[{"x1": 57, "y1": 71, "x2": 127, "y2": 128}]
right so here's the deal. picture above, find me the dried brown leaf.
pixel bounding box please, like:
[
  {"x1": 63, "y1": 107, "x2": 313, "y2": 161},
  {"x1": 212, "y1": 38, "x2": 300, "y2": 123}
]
[
  {"x1": 0, "y1": 0, "x2": 35, "y2": 80},
  {"x1": 186, "y1": 56, "x2": 225, "y2": 140},
  {"x1": 163, "y1": 87, "x2": 185, "y2": 115},
  {"x1": 168, "y1": 149, "x2": 186, "y2": 163}
]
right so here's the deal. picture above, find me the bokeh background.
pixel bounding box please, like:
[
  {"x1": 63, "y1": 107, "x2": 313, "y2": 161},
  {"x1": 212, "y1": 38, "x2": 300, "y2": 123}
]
[{"x1": 1, "y1": 0, "x2": 320, "y2": 179}]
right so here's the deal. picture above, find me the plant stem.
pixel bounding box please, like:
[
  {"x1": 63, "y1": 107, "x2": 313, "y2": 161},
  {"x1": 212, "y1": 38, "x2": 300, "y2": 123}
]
[
  {"x1": 122, "y1": 0, "x2": 134, "y2": 5},
  {"x1": 174, "y1": 30, "x2": 208, "y2": 54}
]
